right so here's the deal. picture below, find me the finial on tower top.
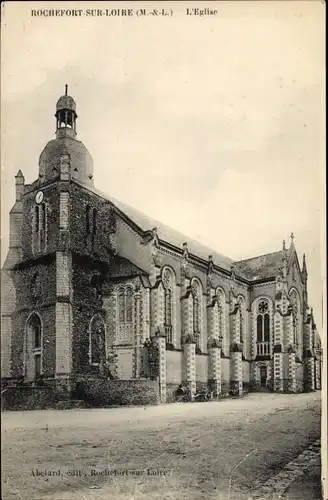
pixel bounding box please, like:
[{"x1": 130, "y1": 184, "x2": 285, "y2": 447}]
[
  {"x1": 65, "y1": 84, "x2": 68, "y2": 96},
  {"x1": 282, "y1": 239, "x2": 286, "y2": 251},
  {"x1": 290, "y1": 232, "x2": 294, "y2": 242}
]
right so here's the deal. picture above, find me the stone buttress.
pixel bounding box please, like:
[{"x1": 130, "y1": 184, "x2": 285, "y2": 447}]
[
  {"x1": 55, "y1": 154, "x2": 73, "y2": 393},
  {"x1": 229, "y1": 273, "x2": 243, "y2": 396},
  {"x1": 206, "y1": 262, "x2": 222, "y2": 396}
]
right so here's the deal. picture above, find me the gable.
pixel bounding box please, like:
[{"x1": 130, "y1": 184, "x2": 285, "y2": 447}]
[{"x1": 287, "y1": 250, "x2": 304, "y2": 290}]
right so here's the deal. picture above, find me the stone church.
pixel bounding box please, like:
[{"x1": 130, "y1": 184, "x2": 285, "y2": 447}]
[{"x1": 1, "y1": 88, "x2": 322, "y2": 402}]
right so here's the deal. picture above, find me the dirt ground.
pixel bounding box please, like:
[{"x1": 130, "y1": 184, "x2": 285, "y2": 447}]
[{"x1": 1, "y1": 392, "x2": 321, "y2": 500}]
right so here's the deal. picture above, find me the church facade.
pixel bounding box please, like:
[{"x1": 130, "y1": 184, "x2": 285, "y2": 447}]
[{"x1": 1, "y1": 89, "x2": 322, "y2": 402}]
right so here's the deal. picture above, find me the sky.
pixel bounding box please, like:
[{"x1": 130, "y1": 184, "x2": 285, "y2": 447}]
[{"x1": 1, "y1": 1, "x2": 325, "y2": 330}]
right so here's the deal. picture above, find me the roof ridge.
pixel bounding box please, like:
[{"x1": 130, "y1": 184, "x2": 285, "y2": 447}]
[
  {"x1": 75, "y1": 180, "x2": 233, "y2": 268},
  {"x1": 73, "y1": 180, "x2": 287, "y2": 280},
  {"x1": 234, "y1": 249, "x2": 284, "y2": 264}
]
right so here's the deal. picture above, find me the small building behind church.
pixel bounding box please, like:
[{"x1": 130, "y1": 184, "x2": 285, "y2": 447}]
[{"x1": 1, "y1": 89, "x2": 322, "y2": 404}]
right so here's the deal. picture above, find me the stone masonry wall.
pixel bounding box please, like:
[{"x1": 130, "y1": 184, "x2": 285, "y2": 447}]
[{"x1": 9, "y1": 259, "x2": 57, "y2": 377}]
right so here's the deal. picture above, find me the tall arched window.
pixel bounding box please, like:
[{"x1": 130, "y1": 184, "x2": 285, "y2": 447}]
[
  {"x1": 126, "y1": 287, "x2": 133, "y2": 323},
  {"x1": 256, "y1": 300, "x2": 270, "y2": 355},
  {"x1": 26, "y1": 313, "x2": 42, "y2": 380},
  {"x1": 35, "y1": 206, "x2": 40, "y2": 232},
  {"x1": 119, "y1": 287, "x2": 125, "y2": 322},
  {"x1": 117, "y1": 285, "x2": 135, "y2": 344},
  {"x1": 92, "y1": 208, "x2": 97, "y2": 235},
  {"x1": 118, "y1": 286, "x2": 134, "y2": 324},
  {"x1": 162, "y1": 267, "x2": 174, "y2": 344},
  {"x1": 237, "y1": 296, "x2": 246, "y2": 344},
  {"x1": 28, "y1": 314, "x2": 42, "y2": 349},
  {"x1": 89, "y1": 314, "x2": 106, "y2": 365},
  {"x1": 192, "y1": 292, "x2": 200, "y2": 334},
  {"x1": 217, "y1": 288, "x2": 225, "y2": 340},
  {"x1": 256, "y1": 315, "x2": 263, "y2": 342},
  {"x1": 191, "y1": 279, "x2": 202, "y2": 350},
  {"x1": 41, "y1": 203, "x2": 46, "y2": 231},
  {"x1": 86, "y1": 205, "x2": 91, "y2": 234}
]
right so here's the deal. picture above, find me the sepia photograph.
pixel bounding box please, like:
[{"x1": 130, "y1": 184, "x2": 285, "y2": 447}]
[{"x1": 1, "y1": 1, "x2": 326, "y2": 500}]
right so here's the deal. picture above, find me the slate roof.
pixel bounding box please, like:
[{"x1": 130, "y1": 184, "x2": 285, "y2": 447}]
[
  {"x1": 233, "y1": 250, "x2": 290, "y2": 281},
  {"x1": 76, "y1": 180, "x2": 288, "y2": 281},
  {"x1": 110, "y1": 256, "x2": 148, "y2": 279},
  {"x1": 79, "y1": 182, "x2": 234, "y2": 272}
]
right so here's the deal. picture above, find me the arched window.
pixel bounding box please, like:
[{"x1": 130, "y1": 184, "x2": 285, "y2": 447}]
[
  {"x1": 257, "y1": 315, "x2": 263, "y2": 342},
  {"x1": 217, "y1": 288, "x2": 225, "y2": 340},
  {"x1": 26, "y1": 313, "x2": 42, "y2": 350},
  {"x1": 119, "y1": 288, "x2": 125, "y2": 322},
  {"x1": 118, "y1": 286, "x2": 134, "y2": 324},
  {"x1": 41, "y1": 203, "x2": 46, "y2": 231},
  {"x1": 239, "y1": 307, "x2": 244, "y2": 343},
  {"x1": 126, "y1": 287, "x2": 133, "y2": 323},
  {"x1": 165, "y1": 289, "x2": 172, "y2": 330},
  {"x1": 89, "y1": 315, "x2": 106, "y2": 365},
  {"x1": 33, "y1": 316, "x2": 41, "y2": 348},
  {"x1": 237, "y1": 296, "x2": 246, "y2": 344},
  {"x1": 35, "y1": 206, "x2": 40, "y2": 232},
  {"x1": 86, "y1": 205, "x2": 91, "y2": 234},
  {"x1": 191, "y1": 279, "x2": 202, "y2": 350},
  {"x1": 193, "y1": 296, "x2": 200, "y2": 333},
  {"x1": 25, "y1": 313, "x2": 43, "y2": 380},
  {"x1": 92, "y1": 208, "x2": 97, "y2": 235},
  {"x1": 264, "y1": 314, "x2": 270, "y2": 342},
  {"x1": 256, "y1": 300, "x2": 270, "y2": 344},
  {"x1": 162, "y1": 267, "x2": 174, "y2": 344}
]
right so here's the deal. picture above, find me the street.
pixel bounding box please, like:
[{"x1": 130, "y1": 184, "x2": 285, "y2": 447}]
[{"x1": 1, "y1": 392, "x2": 321, "y2": 500}]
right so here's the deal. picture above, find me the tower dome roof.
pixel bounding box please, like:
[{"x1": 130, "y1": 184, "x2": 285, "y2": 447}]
[
  {"x1": 38, "y1": 86, "x2": 94, "y2": 187},
  {"x1": 56, "y1": 85, "x2": 76, "y2": 112},
  {"x1": 56, "y1": 94, "x2": 76, "y2": 112},
  {"x1": 39, "y1": 135, "x2": 93, "y2": 186}
]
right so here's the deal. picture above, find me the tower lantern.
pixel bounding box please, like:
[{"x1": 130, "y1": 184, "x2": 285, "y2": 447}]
[{"x1": 55, "y1": 84, "x2": 78, "y2": 137}]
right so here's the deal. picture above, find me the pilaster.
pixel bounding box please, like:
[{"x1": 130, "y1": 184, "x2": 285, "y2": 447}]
[
  {"x1": 273, "y1": 345, "x2": 283, "y2": 392},
  {"x1": 229, "y1": 304, "x2": 243, "y2": 395},
  {"x1": 134, "y1": 290, "x2": 142, "y2": 378},
  {"x1": 183, "y1": 337, "x2": 196, "y2": 400},
  {"x1": 55, "y1": 252, "x2": 73, "y2": 377},
  {"x1": 208, "y1": 340, "x2": 221, "y2": 396},
  {"x1": 181, "y1": 289, "x2": 193, "y2": 344},
  {"x1": 315, "y1": 358, "x2": 321, "y2": 390},
  {"x1": 304, "y1": 356, "x2": 315, "y2": 392},
  {"x1": 230, "y1": 349, "x2": 243, "y2": 396},
  {"x1": 55, "y1": 155, "x2": 72, "y2": 380},
  {"x1": 142, "y1": 288, "x2": 151, "y2": 343},
  {"x1": 152, "y1": 332, "x2": 167, "y2": 403},
  {"x1": 286, "y1": 348, "x2": 296, "y2": 393},
  {"x1": 150, "y1": 281, "x2": 164, "y2": 334}
]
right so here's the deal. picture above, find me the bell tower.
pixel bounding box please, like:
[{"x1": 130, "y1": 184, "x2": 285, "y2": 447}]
[
  {"x1": 55, "y1": 85, "x2": 78, "y2": 139},
  {"x1": 39, "y1": 86, "x2": 94, "y2": 186}
]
